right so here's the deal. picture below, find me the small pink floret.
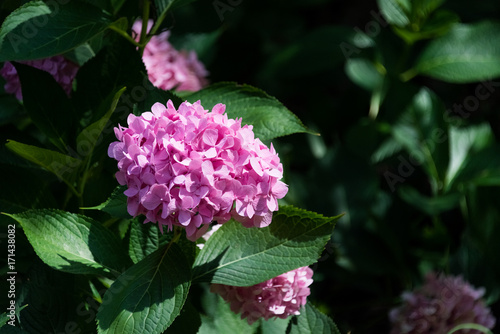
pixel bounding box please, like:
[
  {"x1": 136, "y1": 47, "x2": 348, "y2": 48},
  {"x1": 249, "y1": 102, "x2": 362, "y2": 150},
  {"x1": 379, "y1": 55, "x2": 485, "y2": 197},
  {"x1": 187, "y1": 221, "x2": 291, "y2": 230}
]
[{"x1": 211, "y1": 266, "x2": 313, "y2": 324}]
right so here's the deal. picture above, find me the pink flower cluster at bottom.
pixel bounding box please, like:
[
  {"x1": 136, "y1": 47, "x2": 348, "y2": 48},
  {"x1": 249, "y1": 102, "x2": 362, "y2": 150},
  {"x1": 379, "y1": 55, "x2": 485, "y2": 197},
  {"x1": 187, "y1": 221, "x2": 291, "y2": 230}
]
[
  {"x1": 0, "y1": 55, "x2": 78, "y2": 100},
  {"x1": 389, "y1": 272, "x2": 496, "y2": 334},
  {"x1": 211, "y1": 266, "x2": 314, "y2": 325},
  {"x1": 108, "y1": 100, "x2": 288, "y2": 240}
]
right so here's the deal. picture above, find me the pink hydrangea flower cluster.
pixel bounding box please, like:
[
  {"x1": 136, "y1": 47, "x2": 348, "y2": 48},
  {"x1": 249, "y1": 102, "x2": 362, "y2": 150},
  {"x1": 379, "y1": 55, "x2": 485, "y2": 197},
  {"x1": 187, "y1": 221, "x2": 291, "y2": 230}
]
[
  {"x1": 389, "y1": 272, "x2": 496, "y2": 334},
  {"x1": 132, "y1": 19, "x2": 208, "y2": 92},
  {"x1": 108, "y1": 100, "x2": 288, "y2": 240},
  {"x1": 0, "y1": 55, "x2": 78, "y2": 100},
  {"x1": 211, "y1": 266, "x2": 314, "y2": 325}
]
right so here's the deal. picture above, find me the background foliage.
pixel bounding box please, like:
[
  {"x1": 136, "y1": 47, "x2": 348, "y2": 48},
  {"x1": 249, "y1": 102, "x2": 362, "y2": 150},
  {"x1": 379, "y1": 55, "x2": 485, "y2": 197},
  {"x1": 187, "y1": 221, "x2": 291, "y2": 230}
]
[{"x1": 1, "y1": 0, "x2": 500, "y2": 333}]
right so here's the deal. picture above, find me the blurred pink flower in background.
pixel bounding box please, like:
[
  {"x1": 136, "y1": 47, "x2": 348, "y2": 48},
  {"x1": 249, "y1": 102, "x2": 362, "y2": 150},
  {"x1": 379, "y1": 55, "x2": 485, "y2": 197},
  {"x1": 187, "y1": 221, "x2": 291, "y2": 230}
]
[
  {"x1": 389, "y1": 272, "x2": 496, "y2": 334},
  {"x1": 0, "y1": 55, "x2": 78, "y2": 100},
  {"x1": 132, "y1": 19, "x2": 208, "y2": 92},
  {"x1": 108, "y1": 100, "x2": 287, "y2": 240},
  {"x1": 211, "y1": 266, "x2": 314, "y2": 325}
]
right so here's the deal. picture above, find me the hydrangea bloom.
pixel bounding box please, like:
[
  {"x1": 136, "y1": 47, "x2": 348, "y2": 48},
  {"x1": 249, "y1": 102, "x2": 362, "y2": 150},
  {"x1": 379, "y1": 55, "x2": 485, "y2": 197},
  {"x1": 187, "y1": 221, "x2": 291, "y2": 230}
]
[
  {"x1": 389, "y1": 272, "x2": 496, "y2": 334},
  {"x1": 108, "y1": 100, "x2": 288, "y2": 240},
  {"x1": 0, "y1": 55, "x2": 78, "y2": 100},
  {"x1": 132, "y1": 19, "x2": 208, "y2": 92},
  {"x1": 211, "y1": 266, "x2": 314, "y2": 325}
]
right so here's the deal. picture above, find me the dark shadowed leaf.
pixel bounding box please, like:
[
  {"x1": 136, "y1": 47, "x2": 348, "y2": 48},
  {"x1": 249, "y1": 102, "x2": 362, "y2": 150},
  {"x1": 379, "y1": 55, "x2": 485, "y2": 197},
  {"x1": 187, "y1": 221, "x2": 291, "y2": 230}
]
[
  {"x1": 96, "y1": 243, "x2": 191, "y2": 334},
  {"x1": 0, "y1": 1, "x2": 112, "y2": 61}
]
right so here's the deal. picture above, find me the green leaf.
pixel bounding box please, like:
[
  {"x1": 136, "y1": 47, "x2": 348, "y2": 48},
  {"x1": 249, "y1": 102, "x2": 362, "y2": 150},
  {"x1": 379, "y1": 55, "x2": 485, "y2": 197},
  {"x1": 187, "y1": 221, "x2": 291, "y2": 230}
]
[
  {"x1": 72, "y1": 38, "x2": 146, "y2": 122},
  {"x1": 289, "y1": 304, "x2": 341, "y2": 334},
  {"x1": 0, "y1": 1, "x2": 51, "y2": 48},
  {"x1": 13, "y1": 62, "x2": 74, "y2": 152},
  {"x1": 0, "y1": 323, "x2": 31, "y2": 333},
  {"x1": 345, "y1": 58, "x2": 385, "y2": 91},
  {"x1": 376, "y1": 0, "x2": 410, "y2": 27},
  {"x1": 15, "y1": 261, "x2": 94, "y2": 334},
  {"x1": 410, "y1": 21, "x2": 500, "y2": 83},
  {"x1": 5, "y1": 209, "x2": 131, "y2": 276},
  {"x1": 448, "y1": 144, "x2": 500, "y2": 188},
  {"x1": 83, "y1": 186, "x2": 130, "y2": 219},
  {"x1": 76, "y1": 87, "x2": 126, "y2": 162},
  {"x1": 260, "y1": 317, "x2": 291, "y2": 334},
  {"x1": 185, "y1": 82, "x2": 313, "y2": 141},
  {"x1": 192, "y1": 206, "x2": 340, "y2": 286},
  {"x1": 128, "y1": 219, "x2": 163, "y2": 264},
  {"x1": 391, "y1": 87, "x2": 449, "y2": 192},
  {"x1": 96, "y1": 243, "x2": 191, "y2": 334},
  {"x1": 198, "y1": 293, "x2": 258, "y2": 334},
  {"x1": 167, "y1": 300, "x2": 202, "y2": 334},
  {"x1": 111, "y1": 0, "x2": 127, "y2": 14},
  {"x1": 393, "y1": 9, "x2": 458, "y2": 44},
  {"x1": 398, "y1": 186, "x2": 461, "y2": 216},
  {"x1": 445, "y1": 123, "x2": 494, "y2": 190},
  {"x1": 5, "y1": 140, "x2": 81, "y2": 188},
  {"x1": 0, "y1": 1, "x2": 112, "y2": 61}
]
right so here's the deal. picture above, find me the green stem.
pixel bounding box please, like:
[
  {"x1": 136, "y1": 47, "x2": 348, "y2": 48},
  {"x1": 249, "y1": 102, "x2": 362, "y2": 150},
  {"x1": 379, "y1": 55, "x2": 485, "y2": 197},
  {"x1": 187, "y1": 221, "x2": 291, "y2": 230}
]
[
  {"x1": 108, "y1": 25, "x2": 141, "y2": 47},
  {"x1": 138, "y1": 0, "x2": 151, "y2": 55},
  {"x1": 400, "y1": 68, "x2": 418, "y2": 82},
  {"x1": 149, "y1": 1, "x2": 173, "y2": 38},
  {"x1": 447, "y1": 323, "x2": 492, "y2": 334}
]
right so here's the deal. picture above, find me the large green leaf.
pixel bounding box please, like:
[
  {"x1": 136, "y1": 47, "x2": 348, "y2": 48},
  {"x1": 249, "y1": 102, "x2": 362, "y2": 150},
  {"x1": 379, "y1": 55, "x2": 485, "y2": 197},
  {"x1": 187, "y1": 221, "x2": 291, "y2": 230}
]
[
  {"x1": 5, "y1": 140, "x2": 81, "y2": 187},
  {"x1": 410, "y1": 21, "x2": 500, "y2": 83},
  {"x1": 13, "y1": 62, "x2": 74, "y2": 152},
  {"x1": 5, "y1": 209, "x2": 131, "y2": 276},
  {"x1": 96, "y1": 243, "x2": 191, "y2": 334},
  {"x1": 192, "y1": 206, "x2": 340, "y2": 286},
  {"x1": 289, "y1": 304, "x2": 341, "y2": 334},
  {"x1": 0, "y1": 1, "x2": 112, "y2": 61},
  {"x1": 185, "y1": 82, "x2": 313, "y2": 141},
  {"x1": 0, "y1": 2, "x2": 51, "y2": 48}
]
